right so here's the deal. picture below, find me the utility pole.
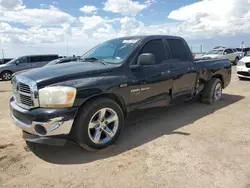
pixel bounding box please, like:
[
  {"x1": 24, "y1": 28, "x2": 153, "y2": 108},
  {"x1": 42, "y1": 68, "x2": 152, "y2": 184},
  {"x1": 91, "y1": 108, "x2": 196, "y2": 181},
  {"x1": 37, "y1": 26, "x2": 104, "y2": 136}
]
[{"x1": 2, "y1": 49, "x2": 4, "y2": 60}]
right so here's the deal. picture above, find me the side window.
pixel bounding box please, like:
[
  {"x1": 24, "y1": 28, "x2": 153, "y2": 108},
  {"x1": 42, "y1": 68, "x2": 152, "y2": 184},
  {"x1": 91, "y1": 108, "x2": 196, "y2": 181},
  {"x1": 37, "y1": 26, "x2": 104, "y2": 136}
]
[
  {"x1": 225, "y1": 49, "x2": 233, "y2": 54},
  {"x1": 138, "y1": 39, "x2": 167, "y2": 64},
  {"x1": 30, "y1": 56, "x2": 41, "y2": 63},
  {"x1": 166, "y1": 39, "x2": 190, "y2": 61},
  {"x1": 18, "y1": 57, "x2": 28, "y2": 64},
  {"x1": 40, "y1": 56, "x2": 50, "y2": 62},
  {"x1": 60, "y1": 59, "x2": 72, "y2": 64}
]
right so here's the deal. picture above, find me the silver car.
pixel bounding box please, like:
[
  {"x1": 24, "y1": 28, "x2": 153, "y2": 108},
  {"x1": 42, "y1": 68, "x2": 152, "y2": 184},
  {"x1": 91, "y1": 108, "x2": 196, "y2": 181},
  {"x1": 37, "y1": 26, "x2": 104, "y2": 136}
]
[{"x1": 0, "y1": 54, "x2": 58, "y2": 80}]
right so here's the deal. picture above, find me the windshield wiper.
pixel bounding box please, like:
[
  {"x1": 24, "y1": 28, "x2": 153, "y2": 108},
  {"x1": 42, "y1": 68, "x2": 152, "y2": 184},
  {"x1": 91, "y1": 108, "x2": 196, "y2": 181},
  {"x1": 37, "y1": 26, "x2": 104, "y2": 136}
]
[{"x1": 81, "y1": 57, "x2": 108, "y2": 65}]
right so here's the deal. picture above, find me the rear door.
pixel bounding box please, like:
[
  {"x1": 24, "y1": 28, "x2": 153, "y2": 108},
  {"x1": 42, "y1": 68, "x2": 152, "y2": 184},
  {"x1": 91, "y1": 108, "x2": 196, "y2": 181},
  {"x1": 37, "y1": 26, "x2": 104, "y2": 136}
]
[
  {"x1": 128, "y1": 38, "x2": 173, "y2": 109},
  {"x1": 30, "y1": 56, "x2": 42, "y2": 68},
  {"x1": 166, "y1": 38, "x2": 198, "y2": 100}
]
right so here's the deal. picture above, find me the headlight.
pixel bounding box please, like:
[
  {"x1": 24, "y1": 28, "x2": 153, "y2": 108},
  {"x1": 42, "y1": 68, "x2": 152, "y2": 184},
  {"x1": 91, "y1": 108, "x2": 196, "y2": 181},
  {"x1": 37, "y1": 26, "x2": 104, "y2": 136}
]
[
  {"x1": 39, "y1": 86, "x2": 77, "y2": 108},
  {"x1": 237, "y1": 61, "x2": 245, "y2": 66}
]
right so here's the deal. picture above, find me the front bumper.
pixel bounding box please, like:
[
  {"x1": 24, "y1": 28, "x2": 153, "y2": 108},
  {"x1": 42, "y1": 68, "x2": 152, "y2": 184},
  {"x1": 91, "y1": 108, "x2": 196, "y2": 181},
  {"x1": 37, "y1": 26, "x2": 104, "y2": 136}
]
[
  {"x1": 237, "y1": 65, "x2": 250, "y2": 78},
  {"x1": 10, "y1": 97, "x2": 78, "y2": 145}
]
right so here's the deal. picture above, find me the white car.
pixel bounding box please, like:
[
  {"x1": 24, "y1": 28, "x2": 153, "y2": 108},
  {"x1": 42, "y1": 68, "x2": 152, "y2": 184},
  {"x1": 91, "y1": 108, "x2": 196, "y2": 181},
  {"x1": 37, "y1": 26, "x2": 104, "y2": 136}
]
[
  {"x1": 237, "y1": 54, "x2": 250, "y2": 79},
  {"x1": 202, "y1": 48, "x2": 241, "y2": 65}
]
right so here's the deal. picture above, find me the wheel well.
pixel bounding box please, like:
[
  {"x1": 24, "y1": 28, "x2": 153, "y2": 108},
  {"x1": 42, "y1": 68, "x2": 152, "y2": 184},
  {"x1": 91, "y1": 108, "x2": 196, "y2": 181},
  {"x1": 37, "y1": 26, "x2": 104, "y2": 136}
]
[
  {"x1": 212, "y1": 74, "x2": 224, "y2": 88},
  {"x1": 80, "y1": 93, "x2": 127, "y2": 117}
]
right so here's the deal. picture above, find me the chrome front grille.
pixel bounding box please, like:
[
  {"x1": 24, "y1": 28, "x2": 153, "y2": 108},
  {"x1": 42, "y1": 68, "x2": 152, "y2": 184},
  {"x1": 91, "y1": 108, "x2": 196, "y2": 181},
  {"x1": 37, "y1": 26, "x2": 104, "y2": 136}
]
[
  {"x1": 19, "y1": 83, "x2": 31, "y2": 93},
  {"x1": 12, "y1": 75, "x2": 39, "y2": 109}
]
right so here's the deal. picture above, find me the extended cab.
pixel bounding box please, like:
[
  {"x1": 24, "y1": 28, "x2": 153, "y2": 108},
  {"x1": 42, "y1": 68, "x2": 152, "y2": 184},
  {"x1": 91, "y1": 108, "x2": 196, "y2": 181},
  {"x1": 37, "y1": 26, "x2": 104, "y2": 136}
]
[{"x1": 10, "y1": 35, "x2": 232, "y2": 150}]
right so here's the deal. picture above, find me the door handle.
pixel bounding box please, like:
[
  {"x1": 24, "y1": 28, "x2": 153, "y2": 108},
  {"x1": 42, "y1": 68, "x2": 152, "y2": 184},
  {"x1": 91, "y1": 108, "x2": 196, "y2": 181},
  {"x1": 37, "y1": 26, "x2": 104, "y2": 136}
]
[
  {"x1": 161, "y1": 71, "x2": 171, "y2": 75},
  {"x1": 188, "y1": 67, "x2": 195, "y2": 71}
]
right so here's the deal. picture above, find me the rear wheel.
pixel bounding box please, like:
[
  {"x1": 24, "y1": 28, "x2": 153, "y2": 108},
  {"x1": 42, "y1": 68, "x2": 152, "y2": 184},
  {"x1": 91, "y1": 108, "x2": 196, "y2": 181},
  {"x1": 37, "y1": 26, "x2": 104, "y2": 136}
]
[
  {"x1": 72, "y1": 98, "x2": 124, "y2": 151},
  {"x1": 201, "y1": 78, "x2": 222, "y2": 104},
  {"x1": 1, "y1": 71, "x2": 12, "y2": 81}
]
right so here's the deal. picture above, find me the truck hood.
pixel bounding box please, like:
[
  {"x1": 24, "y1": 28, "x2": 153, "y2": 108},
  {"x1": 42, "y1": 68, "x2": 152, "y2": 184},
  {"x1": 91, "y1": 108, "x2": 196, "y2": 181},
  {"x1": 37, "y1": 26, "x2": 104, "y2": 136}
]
[{"x1": 17, "y1": 61, "x2": 119, "y2": 87}]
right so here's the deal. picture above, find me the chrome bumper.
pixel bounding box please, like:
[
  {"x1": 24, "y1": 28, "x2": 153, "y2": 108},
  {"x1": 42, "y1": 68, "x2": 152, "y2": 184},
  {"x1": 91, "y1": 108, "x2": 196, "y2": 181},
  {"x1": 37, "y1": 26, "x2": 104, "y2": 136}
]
[{"x1": 11, "y1": 113, "x2": 74, "y2": 137}]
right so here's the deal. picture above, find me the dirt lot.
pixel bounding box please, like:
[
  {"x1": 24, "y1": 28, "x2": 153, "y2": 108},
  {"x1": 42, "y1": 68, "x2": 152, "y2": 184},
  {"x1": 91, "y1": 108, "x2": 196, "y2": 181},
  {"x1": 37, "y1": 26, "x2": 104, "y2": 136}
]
[{"x1": 0, "y1": 67, "x2": 250, "y2": 188}]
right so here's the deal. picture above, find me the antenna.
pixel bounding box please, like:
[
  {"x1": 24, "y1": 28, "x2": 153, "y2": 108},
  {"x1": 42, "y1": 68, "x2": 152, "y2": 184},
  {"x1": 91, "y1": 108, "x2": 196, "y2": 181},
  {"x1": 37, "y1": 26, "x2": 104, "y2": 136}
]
[{"x1": 66, "y1": 37, "x2": 69, "y2": 56}]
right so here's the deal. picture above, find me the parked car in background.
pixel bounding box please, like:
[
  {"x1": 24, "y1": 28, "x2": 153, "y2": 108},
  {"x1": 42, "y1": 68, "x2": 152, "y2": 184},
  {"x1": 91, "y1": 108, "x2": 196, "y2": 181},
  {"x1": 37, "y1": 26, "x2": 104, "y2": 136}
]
[
  {"x1": 0, "y1": 58, "x2": 13, "y2": 65},
  {"x1": 192, "y1": 52, "x2": 206, "y2": 59},
  {"x1": 237, "y1": 51, "x2": 250, "y2": 80},
  {"x1": 236, "y1": 47, "x2": 250, "y2": 57},
  {"x1": 10, "y1": 35, "x2": 231, "y2": 150},
  {"x1": 201, "y1": 47, "x2": 241, "y2": 65},
  {"x1": 45, "y1": 57, "x2": 79, "y2": 66},
  {"x1": 0, "y1": 54, "x2": 58, "y2": 80}
]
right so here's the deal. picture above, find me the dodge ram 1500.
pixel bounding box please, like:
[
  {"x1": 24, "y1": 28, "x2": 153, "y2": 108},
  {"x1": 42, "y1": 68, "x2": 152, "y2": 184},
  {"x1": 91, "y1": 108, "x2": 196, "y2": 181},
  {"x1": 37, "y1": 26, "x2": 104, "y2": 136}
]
[{"x1": 10, "y1": 35, "x2": 231, "y2": 150}]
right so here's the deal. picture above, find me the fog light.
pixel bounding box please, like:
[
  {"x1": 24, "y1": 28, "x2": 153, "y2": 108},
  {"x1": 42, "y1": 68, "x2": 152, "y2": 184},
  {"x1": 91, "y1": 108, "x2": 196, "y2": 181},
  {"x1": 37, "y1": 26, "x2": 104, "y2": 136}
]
[{"x1": 34, "y1": 124, "x2": 47, "y2": 136}]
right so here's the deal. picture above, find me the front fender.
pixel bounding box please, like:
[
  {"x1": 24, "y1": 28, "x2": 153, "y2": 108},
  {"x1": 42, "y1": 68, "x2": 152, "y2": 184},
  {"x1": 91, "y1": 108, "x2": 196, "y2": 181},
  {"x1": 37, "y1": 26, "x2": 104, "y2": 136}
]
[{"x1": 51, "y1": 76, "x2": 129, "y2": 107}]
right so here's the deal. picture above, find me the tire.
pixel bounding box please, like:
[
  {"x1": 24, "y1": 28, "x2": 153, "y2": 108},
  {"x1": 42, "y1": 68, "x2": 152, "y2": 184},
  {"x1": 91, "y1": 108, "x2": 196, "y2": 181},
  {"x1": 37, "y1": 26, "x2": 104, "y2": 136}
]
[
  {"x1": 234, "y1": 57, "x2": 239, "y2": 65},
  {"x1": 1, "y1": 71, "x2": 12, "y2": 81},
  {"x1": 72, "y1": 98, "x2": 124, "y2": 151},
  {"x1": 238, "y1": 76, "x2": 244, "y2": 80},
  {"x1": 201, "y1": 78, "x2": 222, "y2": 104}
]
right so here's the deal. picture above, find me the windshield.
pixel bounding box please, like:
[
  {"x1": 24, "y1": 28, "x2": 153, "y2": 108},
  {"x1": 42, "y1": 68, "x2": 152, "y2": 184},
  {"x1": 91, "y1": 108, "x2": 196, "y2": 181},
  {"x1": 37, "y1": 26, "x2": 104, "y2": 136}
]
[
  {"x1": 46, "y1": 58, "x2": 62, "y2": 65},
  {"x1": 206, "y1": 50, "x2": 224, "y2": 55},
  {"x1": 81, "y1": 38, "x2": 141, "y2": 64},
  {"x1": 5, "y1": 58, "x2": 18, "y2": 65}
]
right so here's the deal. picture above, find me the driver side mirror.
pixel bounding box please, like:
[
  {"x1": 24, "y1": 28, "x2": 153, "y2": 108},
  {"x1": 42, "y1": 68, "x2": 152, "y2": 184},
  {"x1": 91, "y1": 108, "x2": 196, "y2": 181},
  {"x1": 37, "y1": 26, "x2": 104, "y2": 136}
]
[
  {"x1": 223, "y1": 52, "x2": 227, "y2": 55},
  {"x1": 15, "y1": 61, "x2": 20, "y2": 65},
  {"x1": 137, "y1": 53, "x2": 155, "y2": 66}
]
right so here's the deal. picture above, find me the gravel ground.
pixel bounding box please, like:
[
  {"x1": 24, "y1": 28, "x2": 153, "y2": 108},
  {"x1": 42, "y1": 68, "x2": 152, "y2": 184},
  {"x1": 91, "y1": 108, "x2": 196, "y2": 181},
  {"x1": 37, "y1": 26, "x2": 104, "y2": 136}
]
[{"x1": 0, "y1": 67, "x2": 250, "y2": 188}]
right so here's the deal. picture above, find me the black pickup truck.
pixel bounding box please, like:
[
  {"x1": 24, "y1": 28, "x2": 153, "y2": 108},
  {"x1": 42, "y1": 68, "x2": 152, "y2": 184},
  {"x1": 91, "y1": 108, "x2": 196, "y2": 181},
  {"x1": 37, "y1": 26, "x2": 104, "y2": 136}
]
[{"x1": 10, "y1": 35, "x2": 231, "y2": 150}]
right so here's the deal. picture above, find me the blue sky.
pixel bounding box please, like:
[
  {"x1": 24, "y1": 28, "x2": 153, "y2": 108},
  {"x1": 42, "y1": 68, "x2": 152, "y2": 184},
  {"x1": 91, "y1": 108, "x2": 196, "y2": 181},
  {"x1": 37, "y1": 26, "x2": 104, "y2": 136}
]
[{"x1": 0, "y1": 0, "x2": 250, "y2": 57}]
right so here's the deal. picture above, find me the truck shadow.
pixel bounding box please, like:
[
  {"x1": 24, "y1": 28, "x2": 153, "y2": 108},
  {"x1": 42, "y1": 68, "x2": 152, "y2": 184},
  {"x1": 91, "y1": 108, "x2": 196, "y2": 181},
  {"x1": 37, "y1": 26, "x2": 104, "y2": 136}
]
[{"x1": 28, "y1": 94, "x2": 244, "y2": 164}]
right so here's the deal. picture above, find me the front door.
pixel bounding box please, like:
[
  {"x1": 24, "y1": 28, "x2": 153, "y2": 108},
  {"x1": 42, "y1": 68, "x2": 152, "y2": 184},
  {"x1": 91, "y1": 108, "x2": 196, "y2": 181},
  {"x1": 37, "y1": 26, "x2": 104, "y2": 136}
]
[
  {"x1": 165, "y1": 38, "x2": 198, "y2": 101},
  {"x1": 15, "y1": 57, "x2": 32, "y2": 72},
  {"x1": 224, "y1": 48, "x2": 234, "y2": 61},
  {"x1": 128, "y1": 38, "x2": 173, "y2": 110}
]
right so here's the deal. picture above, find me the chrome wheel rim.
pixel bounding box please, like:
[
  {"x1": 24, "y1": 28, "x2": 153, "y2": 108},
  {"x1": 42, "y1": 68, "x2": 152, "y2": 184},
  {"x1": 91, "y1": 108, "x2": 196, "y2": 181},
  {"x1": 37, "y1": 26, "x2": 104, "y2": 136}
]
[
  {"x1": 88, "y1": 108, "x2": 119, "y2": 145},
  {"x1": 2, "y1": 72, "x2": 11, "y2": 80},
  {"x1": 214, "y1": 82, "x2": 222, "y2": 101}
]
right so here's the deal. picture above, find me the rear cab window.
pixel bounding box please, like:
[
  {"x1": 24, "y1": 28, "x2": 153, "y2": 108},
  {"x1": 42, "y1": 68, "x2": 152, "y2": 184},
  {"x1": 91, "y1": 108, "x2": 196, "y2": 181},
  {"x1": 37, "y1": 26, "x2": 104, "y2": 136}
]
[{"x1": 166, "y1": 38, "x2": 190, "y2": 62}]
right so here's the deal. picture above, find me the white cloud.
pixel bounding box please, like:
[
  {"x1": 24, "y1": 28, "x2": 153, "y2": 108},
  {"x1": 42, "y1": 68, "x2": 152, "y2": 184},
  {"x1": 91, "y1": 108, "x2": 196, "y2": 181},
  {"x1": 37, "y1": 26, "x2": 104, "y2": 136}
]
[
  {"x1": 79, "y1": 5, "x2": 98, "y2": 14},
  {"x1": 103, "y1": 0, "x2": 153, "y2": 16},
  {"x1": 0, "y1": 7, "x2": 76, "y2": 26},
  {"x1": 0, "y1": 0, "x2": 25, "y2": 10},
  {"x1": 168, "y1": 0, "x2": 250, "y2": 38},
  {"x1": 79, "y1": 15, "x2": 105, "y2": 29}
]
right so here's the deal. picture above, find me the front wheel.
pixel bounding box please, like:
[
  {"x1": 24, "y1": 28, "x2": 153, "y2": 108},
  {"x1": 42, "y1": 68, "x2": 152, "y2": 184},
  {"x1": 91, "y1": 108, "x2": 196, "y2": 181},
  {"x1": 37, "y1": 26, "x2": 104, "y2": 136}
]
[
  {"x1": 72, "y1": 98, "x2": 124, "y2": 151},
  {"x1": 1, "y1": 71, "x2": 12, "y2": 81},
  {"x1": 201, "y1": 78, "x2": 222, "y2": 104}
]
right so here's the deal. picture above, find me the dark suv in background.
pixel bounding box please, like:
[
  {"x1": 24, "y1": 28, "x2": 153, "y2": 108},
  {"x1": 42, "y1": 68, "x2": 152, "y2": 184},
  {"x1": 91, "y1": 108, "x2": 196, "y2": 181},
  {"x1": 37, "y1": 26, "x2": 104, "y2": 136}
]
[
  {"x1": 0, "y1": 54, "x2": 58, "y2": 80},
  {"x1": 0, "y1": 58, "x2": 13, "y2": 65}
]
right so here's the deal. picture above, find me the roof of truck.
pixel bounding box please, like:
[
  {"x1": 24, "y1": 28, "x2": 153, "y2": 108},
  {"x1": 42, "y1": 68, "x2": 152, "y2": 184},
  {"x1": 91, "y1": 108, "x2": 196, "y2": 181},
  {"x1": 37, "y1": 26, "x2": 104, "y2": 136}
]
[{"x1": 111, "y1": 35, "x2": 183, "y2": 40}]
